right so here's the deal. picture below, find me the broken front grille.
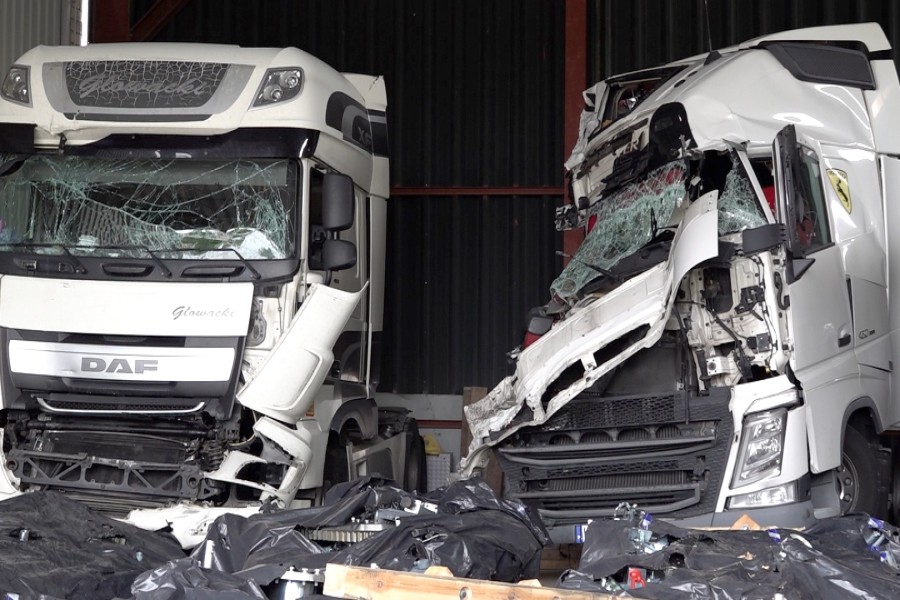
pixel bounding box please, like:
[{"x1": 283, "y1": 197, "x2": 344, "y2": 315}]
[
  {"x1": 5, "y1": 423, "x2": 225, "y2": 512},
  {"x1": 497, "y1": 389, "x2": 731, "y2": 526}
]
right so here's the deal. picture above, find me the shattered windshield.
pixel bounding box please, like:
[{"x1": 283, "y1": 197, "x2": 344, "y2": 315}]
[
  {"x1": 0, "y1": 155, "x2": 296, "y2": 259},
  {"x1": 551, "y1": 162, "x2": 686, "y2": 302}
]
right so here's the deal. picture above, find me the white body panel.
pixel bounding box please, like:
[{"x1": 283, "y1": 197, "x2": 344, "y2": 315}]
[
  {"x1": 0, "y1": 276, "x2": 254, "y2": 336},
  {"x1": 238, "y1": 283, "x2": 363, "y2": 422}
]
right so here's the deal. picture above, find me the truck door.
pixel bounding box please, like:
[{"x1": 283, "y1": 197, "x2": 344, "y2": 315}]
[{"x1": 774, "y1": 124, "x2": 858, "y2": 472}]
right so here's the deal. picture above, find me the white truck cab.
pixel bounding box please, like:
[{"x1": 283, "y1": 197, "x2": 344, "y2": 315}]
[
  {"x1": 0, "y1": 43, "x2": 420, "y2": 544},
  {"x1": 462, "y1": 23, "x2": 900, "y2": 542}
]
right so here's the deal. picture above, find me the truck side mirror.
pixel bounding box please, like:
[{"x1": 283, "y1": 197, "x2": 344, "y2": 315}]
[
  {"x1": 322, "y1": 239, "x2": 356, "y2": 271},
  {"x1": 322, "y1": 173, "x2": 354, "y2": 231}
]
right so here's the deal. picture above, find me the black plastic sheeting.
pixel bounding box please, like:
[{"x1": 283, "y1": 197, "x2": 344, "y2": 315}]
[
  {"x1": 0, "y1": 491, "x2": 185, "y2": 600},
  {"x1": 560, "y1": 510, "x2": 900, "y2": 599},
  {"x1": 9, "y1": 481, "x2": 900, "y2": 599},
  {"x1": 130, "y1": 477, "x2": 549, "y2": 599}
]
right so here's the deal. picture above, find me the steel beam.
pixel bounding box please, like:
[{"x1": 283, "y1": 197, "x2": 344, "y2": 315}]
[{"x1": 563, "y1": 0, "x2": 588, "y2": 258}]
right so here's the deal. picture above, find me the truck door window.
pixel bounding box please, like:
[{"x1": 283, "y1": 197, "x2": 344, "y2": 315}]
[
  {"x1": 307, "y1": 168, "x2": 325, "y2": 269},
  {"x1": 792, "y1": 147, "x2": 831, "y2": 253}
]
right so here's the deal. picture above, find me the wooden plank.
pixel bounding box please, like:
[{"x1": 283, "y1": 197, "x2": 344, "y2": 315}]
[
  {"x1": 323, "y1": 563, "x2": 617, "y2": 600},
  {"x1": 460, "y1": 386, "x2": 503, "y2": 495},
  {"x1": 417, "y1": 419, "x2": 462, "y2": 430}
]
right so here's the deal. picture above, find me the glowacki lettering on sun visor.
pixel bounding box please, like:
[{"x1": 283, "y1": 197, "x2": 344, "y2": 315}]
[
  {"x1": 172, "y1": 306, "x2": 236, "y2": 320},
  {"x1": 64, "y1": 61, "x2": 228, "y2": 108}
]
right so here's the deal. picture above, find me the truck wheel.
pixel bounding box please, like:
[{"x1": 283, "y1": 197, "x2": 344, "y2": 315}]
[
  {"x1": 838, "y1": 425, "x2": 888, "y2": 519},
  {"x1": 403, "y1": 420, "x2": 427, "y2": 493}
]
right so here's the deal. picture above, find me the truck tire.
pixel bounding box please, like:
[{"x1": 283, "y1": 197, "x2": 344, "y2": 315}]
[
  {"x1": 403, "y1": 420, "x2": 427, "y2": 493},
  {"x1": 838, "y1": 425, "x2": 889, "y2": 519}
]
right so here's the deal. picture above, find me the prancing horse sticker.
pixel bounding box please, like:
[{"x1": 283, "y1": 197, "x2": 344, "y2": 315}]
[{"x1": 827, "y1": 168, "x2": 851, "y2": 214}]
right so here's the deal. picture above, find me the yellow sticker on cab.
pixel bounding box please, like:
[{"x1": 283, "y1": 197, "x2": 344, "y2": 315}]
[{"x1": 827, "y1": 168, "x2": 851, "y2": 214}]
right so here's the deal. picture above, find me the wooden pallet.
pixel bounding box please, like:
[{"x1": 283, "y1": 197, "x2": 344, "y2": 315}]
[{"x1": 323, "y1": 564, "x2": 617, "y2": 600}]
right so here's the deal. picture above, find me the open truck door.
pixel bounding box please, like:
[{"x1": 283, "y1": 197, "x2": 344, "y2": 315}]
[
  {"x1": 774, "y1": 124, "x2": 854, "y2": 375},
  {"x1": 773, "y1": 124, "x2": 866, "y2": 494}
]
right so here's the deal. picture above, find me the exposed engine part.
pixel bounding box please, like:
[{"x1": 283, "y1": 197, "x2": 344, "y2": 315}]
[
  {"x1": 300, "y1": 519, "x2": 393, "y2": 544},
  {"x1": 268, "y1": 567, "x2": 325, "y2": 599}
]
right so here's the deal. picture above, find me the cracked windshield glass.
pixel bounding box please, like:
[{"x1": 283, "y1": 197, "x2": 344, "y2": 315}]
[
  {"x1": 551, "y1": 161, "x2": 686, "y2": 303},
  {"x1": 0, "y1": 155, "x2": 296, "y2": 259}
]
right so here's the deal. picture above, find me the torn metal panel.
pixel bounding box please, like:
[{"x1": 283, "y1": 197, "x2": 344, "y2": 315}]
[{"x1": 462, "y1": 190, "x2": 719, "y2": 466}]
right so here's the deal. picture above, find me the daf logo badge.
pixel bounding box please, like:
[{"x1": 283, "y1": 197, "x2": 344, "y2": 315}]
[{"x1": 81, "y1": 357, "x2": 158, "y2": 374}]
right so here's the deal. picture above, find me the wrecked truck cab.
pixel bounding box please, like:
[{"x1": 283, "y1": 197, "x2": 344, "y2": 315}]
[
  {"x1": 463, "y1": 23, "x2": 900, "y2": 542},
  {"x1": 0, "y1": 43, "x2": 420, "y2": 545}
]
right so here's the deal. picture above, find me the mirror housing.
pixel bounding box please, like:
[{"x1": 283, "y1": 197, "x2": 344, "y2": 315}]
[
  {"x1": 322, "y1": 173, "x2": 354, "y2": 231},
  {"x1": 322, "y1": 239, "x2": 357, "y2": 271}
]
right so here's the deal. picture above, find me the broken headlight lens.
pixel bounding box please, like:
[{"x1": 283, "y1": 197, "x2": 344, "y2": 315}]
[
  {"x1": 2, "y1": 66, "x2": 30, "y2": 105},
  {"x1": 726, "y1": 481, "x2": 798, "y2": 509},
  {"x1": 253, "y1": 67, "x2": 303, "y2": 107},
  {"x1": 732, "y1": 408, "x2": 786, "y2": 487}
]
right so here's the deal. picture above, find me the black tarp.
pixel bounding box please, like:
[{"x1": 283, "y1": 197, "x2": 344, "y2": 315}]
[
  {"x1": 0, "y1": 491, "x2": 185, "y2": 600},
  {"x1": 128, "y1": 477, "x2": 550, "y2": 599},
  {"x1": 6, "y1": 481, "x2": 900, "y2": 599},
  {"x1": 560, "y1": 511, "x2": 900, "y2": 599}
]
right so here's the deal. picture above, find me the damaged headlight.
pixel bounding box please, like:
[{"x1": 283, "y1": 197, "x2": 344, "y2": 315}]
[{"x1": 732, "y1": 408, "x2": 786, "y2": 487}]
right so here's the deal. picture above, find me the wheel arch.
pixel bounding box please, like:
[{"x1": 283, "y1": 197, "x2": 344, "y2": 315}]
[
  {"x1": 329, "y1": 397, "x2": 379, "y2": 441},
  {"x1": 841, "y1": 397, "x2": 884, "y2": 441}
]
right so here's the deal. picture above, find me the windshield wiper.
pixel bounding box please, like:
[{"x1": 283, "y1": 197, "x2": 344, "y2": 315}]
[
  {"x1": 88, "y1": 245, "x2": 173, "y2": 278},
  {"x1": 57, "y1": 244, "x2": 88, "y2": 274},
  {"x1": 556, "y1": 250, "x2": 621, "y2": 282},
  {"x1": 112, "y1": 246, "x2": 261, "y2": 280},
  {"x1": 222, "y1": 248, "x2": 261, "y2": 280},
  {"x1": 142, "y1": 247, "x2": 173, "y2": 279}
]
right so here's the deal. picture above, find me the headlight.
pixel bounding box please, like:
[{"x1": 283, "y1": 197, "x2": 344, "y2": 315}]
[
  {"x1": 732, "y1": 408, "x2": 787, "y2": 487},
  {"x1": 2, "y1": 66, "x2": 30, "y2": 105},
  {"x1": 727, "y1": 482, "x2": 798, "y2": 509},
  {"x1": 253, "y1": 67, "x2": 303, "y2": 107},
  {"x1": 246, "y1": 299, "x2": 267, "y2": 347}
]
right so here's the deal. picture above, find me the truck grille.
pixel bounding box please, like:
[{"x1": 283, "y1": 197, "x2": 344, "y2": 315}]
[{"x1": 497, "y1": 389, "x2": 731, "y2": 525}]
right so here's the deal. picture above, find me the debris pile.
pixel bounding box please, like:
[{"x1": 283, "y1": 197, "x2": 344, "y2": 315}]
[
  {"x1": 558, "y1": 505, "x2": 900, "y2": 599},
  {"x1": 132, "y1": 476, "x2": 549, "y2": 598},
  {"x1": 5, "y1": 482, "x2": 900, "y2": 599}
]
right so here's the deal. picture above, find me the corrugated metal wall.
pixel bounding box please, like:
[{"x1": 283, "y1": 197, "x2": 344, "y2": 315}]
[
  {"x1": 589, "y1": 0, "x2": 900, "y2": 80},
  {"x1": 141, "y1": 0, "x2": 565, "y2": 394},
  {"x1": 0, "y1": 0, "x2": 75, "y2": 75}
]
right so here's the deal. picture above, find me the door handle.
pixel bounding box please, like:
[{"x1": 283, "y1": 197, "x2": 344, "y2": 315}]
[{"x1": 838, "y1": 333, "x2": 852, "y2": 347}]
